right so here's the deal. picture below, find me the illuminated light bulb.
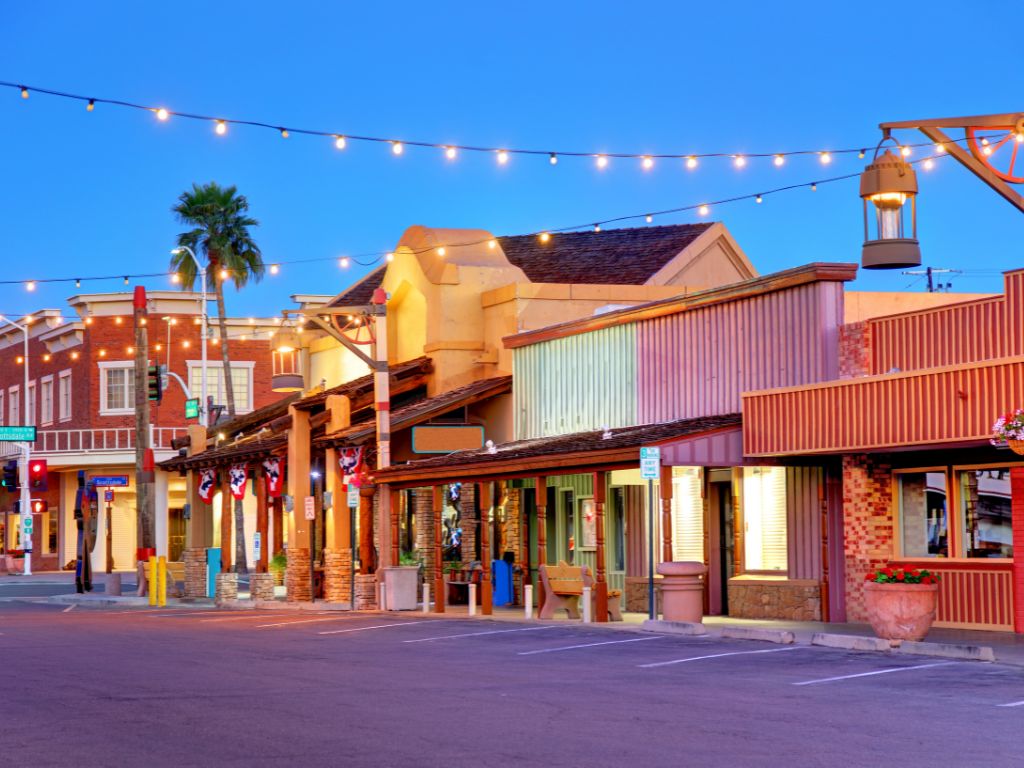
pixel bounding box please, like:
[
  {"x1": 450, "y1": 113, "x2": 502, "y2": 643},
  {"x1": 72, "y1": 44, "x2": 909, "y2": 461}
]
[
  {"x1": 171, "y1": 273, "x2": 181, "y2": 284},
  {"x1": 269, "y1": 264, "x2": 279, "y2": 275},
  {"x1": 733, "y1": 155, "x2": 746, "y2": 168},
  {"x1": 1016, "y1": 133, "x2": 1024, "y2": 143},
  {"x1": 698, "y1": 204, "x2": 710, "y2": 216},
  {"x1": 686, "y1": 156, "x2": 698, "y2": 170},
  {"x1": 982, "y1": 145, "x2": 993, "y2": 156},
  {"x1": 858, "y1": 149, "x2": 866, "y2": 159},
  {"x1": 497, "y1": 150, "x2": 509, "y2": 165},
  {"x1": 98, "y1": 349, "x2": 107, "y2": 358},
  {"x1": 43, "y1": 354, "x2": 51, "y2": 362},
  {"x1": 192, "y1": 317, "x2": 201, "y2": 325},
  {"x1": 212, "y1": 338, "x2": 220, "y2": 345},
  {"x1": 85, "y1": 317, "x2": 93, "y2": 325},
  {"x1": 539, "y1": 232, "x2": 551, "y2": 243},
  {"x1": 811, "y1": 182, "x2": 818, "y2": 191},
  {"x1": 923, "y1": 158, "x2": 935, "y2": 170},
  {"x1": 127, "y1": 346, "x2": 134, "y2": 354},
  {"x1": 339, "y1": 256, "x2": 350, "y2": 268},
  {"x1": 436, "y1": 247, "x2": 446, "y2": 257},
  {"x1": 20, "y1": 87, "x2": 28, "y2": 99},
  {"x1": 445, "y1": 146, "x2": 457, "y2": 160},
  {"x1": 75, "y1": 279, "x2": 81, "y2": 288},
  {"x1": 154, "y1": 344, "x2": 162, "y2": 352},
  {"x1": 24, "y1": 315, "x2": 33, "y2": 324},
  {"x1": 274, "y1": 317, "x2": 281, "y2": 324},
  {"x1": 87, "y1": 99, "x2": 95, "y2": 112},
  {"x1": 280, "y1": 128, "x2": 289, "y2": 139},
  {"x1": 595, "y1": 154, "x2": 608, "y2": 169},
  {"x1": 391, "y1": 141, "x2": 403, "y2": 155},
  {"x1": 115, "y1": 317, "x2": 123, "y2": 324},
  {"x1": 385, "y1": 252, "x2": 395, "y2": 262},
  {"x1": 335, "y1": 135, "x2": 346, "y2": 150},
  {"x1": 645, "y1": 215, "x2": 653, "y2": 223},
  {"x1": 219, "y1": 268, "x2": 229, "y2": 280},
  {"x1": 593, "y1": 224, "x2": 601, "y2": 232},
  {"x1": 487, "y1": 240, "x2": 497, "y2": 250},
  {"x1": 641, "y1": 155, "x2": 654, "y2": 170},
  {"x1": 549, "y1": 153, "x2": 558, "y2": 165},
  {"x1": 900, "y1": 146, "x2": 911, "y2": 157},
  {"x1": 248, "y1": 317, "x2": 255, "y2": 325},
  {"x1": 215, "y1": 120, "x2": 227, "y2": 135},
  {"x1": 26, "y1": 281, "x2": 36, "y2": 292},
  {"x1": 140, "y1": 318, "x2": 147, "y2": 326},
  {"x1": 819, "y1": 152, "x2": 832, "y2": 164},
  {"x1": 935, "y1": 143, "x2": 946, "y2": 153},
  {"x1": 170, "y1": 318, "x2": 177, "y2": 325},
  {"x1": 182, "y1": 340, "x2": 190, "y2": 349},
  {"x1": 71, "y1": 351, "x2": 79, "y2": 360},
  {"x1": 980, "y1": 137, "x2": 990, "y2": 146},
  {"x1": 773, "y1": 155, "x2": 785, "y2": 167},
  {"x1": 123, "y1": 276, "x2": 129, "y2": 285},
  {"x1": 16, "y1": 356, "x2": 23, "y2": 364},
  {"x1": 156, "y1": 108, "x2": 169, "y2": 121},
  {"x1": 756, "y1": 194, "x2": 763, "y2": 204}
]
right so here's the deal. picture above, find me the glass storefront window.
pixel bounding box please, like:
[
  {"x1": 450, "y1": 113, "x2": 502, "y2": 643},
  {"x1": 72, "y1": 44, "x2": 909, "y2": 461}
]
[
  {"x1": 671, "y1": 467, "x2": 704, "y2": 563},
  {"x1": 742, "y1": 467, "x2": 788, "y2": 572},
  {"x1": 959, "y1": 469, "x2": 1013, "y2": 558},
  {"x1": 898, "y1": 471, "x2": 948, "y2": 558}
]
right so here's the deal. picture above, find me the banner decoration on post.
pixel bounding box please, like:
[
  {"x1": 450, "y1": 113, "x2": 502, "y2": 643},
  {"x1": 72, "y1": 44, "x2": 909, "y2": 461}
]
[
  {"x1": 198, "y1": 469, "x2": 217, "y2": 504},
  {"x1": 229, "y1": 464, "x2": 248, "y2": 500},
  {"x1": 261, "y1": 457, "x2": 283, "y2": 498},
  {"x1": 339, "y1": 447, "x2": 364, "y2": 488}
]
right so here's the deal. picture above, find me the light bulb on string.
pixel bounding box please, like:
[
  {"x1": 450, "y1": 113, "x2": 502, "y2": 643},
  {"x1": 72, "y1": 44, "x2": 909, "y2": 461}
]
[
  {"x1": 756, "y1": 194, "x2": 763, "y2": 204},
  {"x1": 215, "y1": 120, "x2": 227, "y2": 135},
  {"x1": 445, "y1": 146, "x2": 457, "y2": 160},
  {"x1": 487, "y1": 240, "x2": 497, "y2": 250},
  {"x1": 334, "y1": 135, "x2": 346, "y2": 150},
  {"x1": 858, "y1": 149, "x2": 866, "y2": 159},
  {"x1": 539, "y1": 232, "x2": 551, "y2": 243},
  {"x1": 280, "y1": 128, "x2": 289, "y2": 139},
  {"x1": 155, "y1": 108, "x2": 169, "y2": 121},
  {"x1": 75, "y1": 279, "x2": 81, "y2": 288},
  {"x1": 436, "y1": 247, "x2": 446, "y2": 257},
  {"x1": 686, "y1": 156, "x2": 698, "y2": 170},
  {"x1": 269, "y1": 264, "x2": 279, "y2": 275},
  {"x1": 698, "y1": 204, "x2": 710, "y2": 216},
  {"x1": 171, "y1": 273, "x2": 181, "y2": 284},
  {"x1": 391, "y1": 141, "x2": 403, "y2": 155},
  {"x1": 641, "y1": 156, "x2": 654, "y2": 170},
  {"x1": 70, "y1": 351, "x2": 79, "y2": 361},
  {"x1": 20, "y1": 86, "x2": 28, "y2": 99},
  {"x1": 645, "y1": 215, "x2": 653, "y2": 223},
  {"x1": 497, "y1": 150, "x2": 509, "y2": 165},
  {"x1": 773, "y1": 155, "x2": 785, "y2": 167},
  {"x1": 86, "y1": 99, "x2": 95, "y2": 112},
  {"x1": 385, "y1": 252, "x2": 395, "y2": 262},
  {"x1": 595, "y1": 155, "x2": 608, "y2": 169},
  {"x1": 811, "y1": 182, "x2": 818, "y2": 191},
  {"x1": 26, "y1": 281, "x2": 36, "y2": 292},
  {"x1": 123, "y1": 276, "x2": 129, "y2": 285},
  {"x1": 593, "y1": 224, "x2": 601, "y2": 232},
  {"x1": 980, "y1": 138, "x2": 990, "y2": 146},
  {"x1": 549, "y1": 153, "x2": 558, "y2": 165},
  {"x1": 935, "y1": 143, "x2": 946, "y2": 153},
  {"x1": 923, "y1": 158, "x2": 935, "y2": 170},
  {"x1": 219, "y1": 268, "x2": 229, "y2": 280},
  {"x1": 900, "y1": 146, "x2": 911, "y2": 157},
  {"x1": 982, "y1": 145, "x2": 993, "y2": 156},
  {"x1": 819, "y1": 152, "x2": 832, "y2": 164},
  {"x1": 339, "y1": 257, "x2": 350, "y2": 268},
  {"x1": 98, "y1": 349, "x2": 107, "y2": 358},
  {"x1": 733, "y1": 155, "x2": 746, "y2": 168}
]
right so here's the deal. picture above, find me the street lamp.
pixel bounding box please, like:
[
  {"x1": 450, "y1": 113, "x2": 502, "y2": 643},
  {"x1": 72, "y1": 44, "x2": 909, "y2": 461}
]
[
  {"x1": 0, "y1": 314, "x2": 33, "y2": 575},
  {"x1": 859, "y1": 136, "x2": 921, "y2": 270},
  {"x1": 170, "y1": 247, "x2": 209, "y2": 426},
  {"x1": 270, "y1": 328, "x2": 304, "y2": 392}
]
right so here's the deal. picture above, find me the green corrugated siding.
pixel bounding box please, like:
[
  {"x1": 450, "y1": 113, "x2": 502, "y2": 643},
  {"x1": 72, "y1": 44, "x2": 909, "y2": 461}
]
[{"x1": 513, "y1": 324, "x2": 637, "y2": 440}]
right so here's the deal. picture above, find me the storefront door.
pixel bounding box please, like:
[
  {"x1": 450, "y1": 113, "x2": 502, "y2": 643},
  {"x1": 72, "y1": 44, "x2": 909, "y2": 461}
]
[{"x1": 707, "y1": 478, "x2": 734, "y2": 615}]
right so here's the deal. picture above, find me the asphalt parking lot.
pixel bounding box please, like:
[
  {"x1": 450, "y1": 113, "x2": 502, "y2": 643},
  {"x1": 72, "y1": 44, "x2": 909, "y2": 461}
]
[{"x1": 2, "y1": 601, "x2": 1022, "y2": 767}]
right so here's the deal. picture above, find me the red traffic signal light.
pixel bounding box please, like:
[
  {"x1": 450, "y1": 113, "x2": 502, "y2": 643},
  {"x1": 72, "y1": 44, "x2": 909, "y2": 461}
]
[
  {"x1": 29, "y1": 459, "x2": 48, "y2": 491},
  {"x1": 32, "y1": 499, "x2": 48, "y2": 514}
]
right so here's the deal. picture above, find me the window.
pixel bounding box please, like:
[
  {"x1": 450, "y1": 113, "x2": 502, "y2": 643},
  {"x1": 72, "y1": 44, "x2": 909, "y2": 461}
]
[
  {"x1": 742, "y1": 467, "x2": 788, "y2": 572},
  {"x1": 959, "y1": 469, "x2": 1012, "y2": 559},
  {"x1": 58, "y1": 370, "x2": 72, "y2": 422},
  {"x1": 897, "y1": 471, "x2": 949, "y2": 558},
  {"x1": 0, "y1": 389, "x2": 5, "y2": 426},
  {"x1": 9, "y1": 386, "x2": 19, "y2": 425},
  {"x1": 40, "y1": 376, "x2": 54, "y2": 425},
  {"x1": 188, "y1": 362, "x2": 254, "y2": 413},
  {"x1": 99, "y1": 363, "x2": 135, "y2": 415},
  {"x1": 671, "y1": 467, "x2": 704, "y2": 562},
  {"x1": 26, "y1": 381, "x2": 36, "y2": 425}
]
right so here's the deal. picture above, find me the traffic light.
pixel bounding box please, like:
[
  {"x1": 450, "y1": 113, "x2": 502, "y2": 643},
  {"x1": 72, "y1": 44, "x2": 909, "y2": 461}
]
[
  {"x1": 1, "y1": 460, "x2": 18, "y2": 491},
  {"x1": 147, "y1": 364, "x2": 163, "y2": 403},
  {"x1": 32, "y1": 499, "x2": 48, "y2": 514},
  {"x1": 29, "y1": 459, "x2": 47, "y2": 492}
]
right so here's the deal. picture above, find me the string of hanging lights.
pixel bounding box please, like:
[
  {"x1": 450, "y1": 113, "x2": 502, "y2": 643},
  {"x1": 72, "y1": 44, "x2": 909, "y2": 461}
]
[{"x1": 2, "y1": 80, "x2": 975, "y2": 170}]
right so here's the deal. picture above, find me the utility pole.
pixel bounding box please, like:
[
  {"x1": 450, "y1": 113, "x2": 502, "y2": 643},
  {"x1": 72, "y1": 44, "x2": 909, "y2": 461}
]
[
  {"x1": 133, "y1": 287, "x2": 155, "y2": 588},
  {"x1": 902, "y1": 267, "x2": 961, "y2": 292}
]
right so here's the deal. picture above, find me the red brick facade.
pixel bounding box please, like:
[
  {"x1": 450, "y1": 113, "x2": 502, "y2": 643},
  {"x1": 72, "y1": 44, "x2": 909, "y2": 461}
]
[
  {"x1": 838, "y1": 321, "x2": 872, "y2": 379},
  {"x1": 841, "y1": 454, "x2": 894, "y2": 622}
]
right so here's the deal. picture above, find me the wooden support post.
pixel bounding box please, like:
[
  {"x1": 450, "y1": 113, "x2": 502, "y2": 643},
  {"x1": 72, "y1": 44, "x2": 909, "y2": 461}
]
[
  {"x1": 287, "y1": 405, "x2": 312, "y2": 550},
  {"x1": 272, "y1": 496, "x2": 283, "y2": 557},
  {"x1": 478, "y1": 481, "x2": 493, "y2": 615},
  {"x1": 433, "y1": 485, "x2": 445, "y2": 613},
  {"x1": 219, "y1": 473, "x2": 232, "y2": 573},
  {"x1": 390, "y1": 486, "x2": 400, "y2": 567},
  {"x1": 593, "y1": 471, "x2": 609, "y2": 623},
  {"x1": 660, "y1": 464, "x2": 674, "y2": 563},
  {"x1": 535, "y1": 475, "x2": 547, "y2": 615},
  {"x1": 358, "y1": 487, "x2": 375, "y2": 574},
  {"x1": 818, "y1": 470, "x2": 830, "y2": 623},
  {"x1": 256, "y1": 465, "x2": 268, "y2": 573}
]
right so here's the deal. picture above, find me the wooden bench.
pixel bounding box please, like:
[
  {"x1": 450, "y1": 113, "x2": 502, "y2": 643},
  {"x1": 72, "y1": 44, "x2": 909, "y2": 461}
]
[{"x1": 538, "y1": 561, "x2": 585, "y2": 619}]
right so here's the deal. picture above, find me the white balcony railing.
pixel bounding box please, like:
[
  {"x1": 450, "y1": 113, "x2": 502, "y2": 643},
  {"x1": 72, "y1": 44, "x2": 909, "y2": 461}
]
[{"x1": 31, "y1": 427, "x2": 188, "y2": 454}]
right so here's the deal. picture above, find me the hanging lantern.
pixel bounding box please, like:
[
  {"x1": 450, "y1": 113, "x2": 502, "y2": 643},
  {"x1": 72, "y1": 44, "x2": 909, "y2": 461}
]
[
  {"x1": 270, "y1": 329, "x2": 304, "y2": 392},
  {"x1": 859, "y1": 137, "x2": 921, "y2": 269}
]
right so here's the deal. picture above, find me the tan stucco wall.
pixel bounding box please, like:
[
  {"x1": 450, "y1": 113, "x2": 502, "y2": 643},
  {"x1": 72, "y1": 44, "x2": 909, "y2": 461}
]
[{"x1": 844, "y1": 291, "x2": 997, "y2": 324}]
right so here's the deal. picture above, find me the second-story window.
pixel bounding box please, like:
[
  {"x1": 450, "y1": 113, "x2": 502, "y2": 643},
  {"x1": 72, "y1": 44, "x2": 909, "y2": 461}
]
[
  {"x1": 58, "y1": 370, "x2": 72, "y2": 422},
  {"x1": 8, "y1": 386, "x2": 19, "y2": 425},
  {"x1": 26, "y1": 381, "x2": 36, "y2": 426},
  {"x1": 0, "y1": 390, "x2": 4, "y2": 426},
  {"x1": 99, "y1": 363, "x2": 135, "y2": 415},
  {"x1": 188, "y1": 362, "x2": 254, "y2": 413},
  {"x1": 40, "y1": 376, "x2": 54, "y2": 425}
]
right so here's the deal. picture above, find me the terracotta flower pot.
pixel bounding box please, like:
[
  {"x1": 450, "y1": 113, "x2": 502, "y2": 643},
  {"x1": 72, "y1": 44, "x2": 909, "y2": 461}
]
[
  {"x1": 5, "y1": 555, "x2": 25, "y2": 574},
  {"x1": 864, "y1": 581, "x2": 938, "y2": 645}
]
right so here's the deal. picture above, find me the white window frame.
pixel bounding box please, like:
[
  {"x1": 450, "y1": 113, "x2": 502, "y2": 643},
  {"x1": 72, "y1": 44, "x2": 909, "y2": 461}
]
[
  {"x1": 8, "y1": 385, "x2": 19, "y2": 426},
  {"x1": 0, "y1": 389, "x2": 5, "y2": 426},
  {"x1": 58, "y1": 369, "x2": 72, "y2": 422},
  {"x1": 26, "y1": 380, "x2": 36, "y2": 426},
  {"x1": 39, "y1": 375, "x2": 54, "y2": 426},
  {"x1": 187, "y1": 360, "x2": 255, "y2": 414},
  {"x1": 98, "y1": 361, "x2": 136, "y2": 416}
]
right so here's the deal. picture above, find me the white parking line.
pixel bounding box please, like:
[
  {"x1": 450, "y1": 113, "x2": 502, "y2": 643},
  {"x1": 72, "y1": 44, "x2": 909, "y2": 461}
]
[
  {"x1": 793, "y1": 661, "x2": 956, "y2": 686},
  {"x1": 256, "y1": 616, "x2": 361, "y2": 629},
  {"x1": 320, "y1": 620, "x2": 445, "y2": 636},
  {"x1": 199, "y1": 613, "x2": 294, "y2": 623},
  {"x1": 996, "y1": 700, "x2": 1024, "y2": 708},
  {"x1": 639, "y1": 646, "x2": 800, "y2": 668},
  {"x1": 518, "y1": 636, "x2": 664, "y2": 656},
  {"x1": 403, "y1": 626, "x2": 561, "y2": 643},
  {"x1": 62, "y1": 605, "x2": 76, "y2": 613}
]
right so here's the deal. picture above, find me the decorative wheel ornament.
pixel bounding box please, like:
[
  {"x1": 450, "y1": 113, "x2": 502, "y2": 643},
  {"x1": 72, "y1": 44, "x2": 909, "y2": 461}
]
[
  {"x1": 330, "y1": 313, "x2": 376, "y2": 346},
  {"x1": 966, "y1": 116, "x2": 1024, "y2": 184}
]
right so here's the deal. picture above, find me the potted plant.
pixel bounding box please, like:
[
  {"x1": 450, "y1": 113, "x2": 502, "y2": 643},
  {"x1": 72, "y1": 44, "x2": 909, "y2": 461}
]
[
  {"x1": 383, "y1": 551, "x2": 421, "y2": 611},
  {"x1": 5, "y1": 549, "x2": 25, "y2": 575},
  {"x1": 863, "y1": 566, "x2": 941, "y2": 645},
  {"x1": 992, "y1": 409, "x2": 1024, "y2": 454},
  {"x1": 269, "y1": 551, "x2": 287, "y2": 587}
]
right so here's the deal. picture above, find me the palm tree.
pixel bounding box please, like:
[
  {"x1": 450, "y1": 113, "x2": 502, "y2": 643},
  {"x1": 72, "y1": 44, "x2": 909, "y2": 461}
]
[{"x1": 171, "y1": 182, "x2": 264, "y2": 574}]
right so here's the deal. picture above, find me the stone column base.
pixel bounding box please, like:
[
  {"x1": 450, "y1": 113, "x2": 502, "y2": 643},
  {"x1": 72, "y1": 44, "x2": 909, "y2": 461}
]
[
  {"x1": 183, "y1": 548, "x2": 208, "y2": 599},
  {"x1": 249, "y1": 572, "x2": 275, "y2": 601},
  {"x1": 354, "y1": 573, "x2": 377, "y2": 610},
  {"x1": 215, "y1": 572, "x2": 238, "y2": 604},
  {"x1": 286, "y1": 548, "x2": 313, "y2": 602},
  {"x1": 323, "y1": 548, "x2": 353, "y2": 604}
]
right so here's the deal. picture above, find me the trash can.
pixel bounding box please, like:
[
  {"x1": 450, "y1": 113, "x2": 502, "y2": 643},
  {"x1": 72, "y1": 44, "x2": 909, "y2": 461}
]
[{"x1": 656, "y1": 561, "x2": 707, "y2": 623}]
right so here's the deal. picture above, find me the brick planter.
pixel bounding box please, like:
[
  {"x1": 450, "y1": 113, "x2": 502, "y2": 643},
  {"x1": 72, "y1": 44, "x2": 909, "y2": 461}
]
[
  {"x1": 323, "y1": 548, "x2": 353, "y2": 604},
  {"x1": 183, "y1": 548, "x2": 208, "y2": 599},
  {"x1": 354, "y1": 573, "x2": 378, "y2": 610},
  {"x1": 249, "y1": 572, "x2": 275, "y2": 601},
  {"x1": 215, "y1": 572, "x2": 238, "y2": 604},
  {"x1": 286, "y1": 548, "x2": 312, "y2": 602}
]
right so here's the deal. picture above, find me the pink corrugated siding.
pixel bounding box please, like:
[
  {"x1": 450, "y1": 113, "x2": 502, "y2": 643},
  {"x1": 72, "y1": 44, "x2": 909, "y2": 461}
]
[{"x1": 637, "y1": 282, "x2": 843, "y2": 422}]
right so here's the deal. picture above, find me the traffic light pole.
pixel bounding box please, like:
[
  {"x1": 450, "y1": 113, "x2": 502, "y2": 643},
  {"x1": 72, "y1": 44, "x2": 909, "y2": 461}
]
[{"x1": 0, "y1": 314, "x2": 33, "y2": 575}]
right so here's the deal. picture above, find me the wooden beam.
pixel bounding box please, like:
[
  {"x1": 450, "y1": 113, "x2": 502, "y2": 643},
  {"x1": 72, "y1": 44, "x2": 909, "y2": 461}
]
[
  {"x1": 358, "y1": 487, "x2": 375, "y2": 574},
  {"x1": 536, "y1": 475, "x2": 547, "y2": 615},
  {"x1": 593, "y1": 471, "x2": 609, "y2": 623},
  {"x1": 660, "y1": 464, "x2": 673, "y2": 563},
  {"x1": 256, "y1": 465, "x2": 268, "y2": 573},
  {"x1": 272, "y1": 496, "x2": 284, "y2": 562},
  {"x1": 219, "y1": 473, "x2": 232, "y2": 573},
  {"x1": 433, "y1": 485, "x2": 445, "y2": 614},
  {"x1": 390, "y1": 486, "x2": 400, "y2": 568},
  {"x1": 478, "y1": 481, "x2": 493, "y2": 616},
  {"x1": 918, "y1": 126, "x2": 1024, "y2": 213}
]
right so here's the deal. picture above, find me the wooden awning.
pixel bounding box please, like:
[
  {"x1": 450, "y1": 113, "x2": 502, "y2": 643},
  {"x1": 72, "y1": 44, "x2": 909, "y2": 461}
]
[
  {"x1": 159, "y1": 434, "x2": 288, "y2": 471},
  {"x1": 292, "y1": 356, "x2": 432, "y2": 411}
]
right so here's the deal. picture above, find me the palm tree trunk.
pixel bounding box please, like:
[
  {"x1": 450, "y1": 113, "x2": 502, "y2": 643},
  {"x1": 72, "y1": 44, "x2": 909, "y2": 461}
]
[
  {"x1": 213, "y1": 277, "x2": 238, "y2": 419},
  {"x1": 234, "y1": 498, "x2": 249, "y2": 575}
]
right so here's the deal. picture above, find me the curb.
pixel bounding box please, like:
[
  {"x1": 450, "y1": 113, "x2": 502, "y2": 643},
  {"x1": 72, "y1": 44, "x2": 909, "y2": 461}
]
[
  {"x1": 719, "y1": 626, "x2": 795, "y2": 644},
  {"x1": 898, "y1": 640, "x2": 996, "y2": 662},
  {"x1": 811, "y1": 633, "x2": 891, "y2": 652},
  {"x1": 641, "y1": 619, "x2": 708, "y2": 636},
  {"x1": 46, "y1": 594, "x2": 158, "y2": 608}
]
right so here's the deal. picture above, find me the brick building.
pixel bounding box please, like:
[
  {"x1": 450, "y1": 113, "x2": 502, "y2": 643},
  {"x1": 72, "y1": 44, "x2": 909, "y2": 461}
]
[{"x1": 0, "y1": 290, "x2": 279, "y2": 573}]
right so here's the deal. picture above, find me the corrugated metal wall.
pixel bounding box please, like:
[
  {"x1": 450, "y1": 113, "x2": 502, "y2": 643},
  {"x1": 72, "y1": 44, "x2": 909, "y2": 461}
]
[
  {"x1": 744, "y1": 357, "x2": 1024, "y2": 455},
  {"x1": 785, "y1": 467, "x2": 822, "y2": 580},
  {"x1": 513, "y1": 325, "x2": 637, "y2": 440},
  {"x1": 637, "y1": 282, "x2": 842, "y2": 422}
]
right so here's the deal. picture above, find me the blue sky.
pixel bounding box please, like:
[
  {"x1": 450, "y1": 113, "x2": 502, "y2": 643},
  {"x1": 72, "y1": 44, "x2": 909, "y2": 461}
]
[{"x1": 1, "y1": 1, "x2": 1019, "y2": 320}]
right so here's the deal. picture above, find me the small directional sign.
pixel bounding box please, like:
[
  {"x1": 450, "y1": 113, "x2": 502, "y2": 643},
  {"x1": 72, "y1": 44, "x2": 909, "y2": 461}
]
[
  {"x1": 184, "y1": 398, "x2": 200, "y2": 419},
  {"x1": 0, "y1": 425, "x2": 36, "y2": 442},
  {"x1": 640, "y1": 446, "x2": 661, "y2": 479},
  {"x1": 304, "y1": 496, "x2": 316, "y2": 521}
]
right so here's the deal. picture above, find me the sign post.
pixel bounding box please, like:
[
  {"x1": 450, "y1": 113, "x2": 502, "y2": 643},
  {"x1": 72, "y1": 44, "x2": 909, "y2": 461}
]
[{"x1": 640, "y1": 446, "x2": 661, "y2": 621}]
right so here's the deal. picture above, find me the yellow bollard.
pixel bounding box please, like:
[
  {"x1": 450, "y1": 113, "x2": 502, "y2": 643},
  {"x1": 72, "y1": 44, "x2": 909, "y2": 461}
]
[
  {"x1": 157, "y1": 555, "x2": 167, "y2": 607},
  {"x1": 148, "y1": 556, "x2": 158, "y2": 606}
]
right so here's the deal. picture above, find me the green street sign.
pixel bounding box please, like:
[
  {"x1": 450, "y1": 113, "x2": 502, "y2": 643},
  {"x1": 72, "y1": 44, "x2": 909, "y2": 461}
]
[
  {"x1": 0, "y1": 425, "x2": 36, "y2": 442},
  {"x1": 184, "y1": 399, "x2": 200, "y2": 419}
]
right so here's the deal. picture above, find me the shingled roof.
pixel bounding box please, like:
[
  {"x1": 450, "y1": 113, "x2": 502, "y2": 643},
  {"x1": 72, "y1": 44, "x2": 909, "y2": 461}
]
[
  {"x1": 293, "y1": 356, "x2": 433, "y2": 411},
  {"x1": 327, "y1": 265, "x2": 387, "y2": 308},
  {"x1": 159, "y1": 434, "x2": 288, "y2": 471},
  {"x1": 497, "y1": 223, "x2": 713, "y2": 284}
]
